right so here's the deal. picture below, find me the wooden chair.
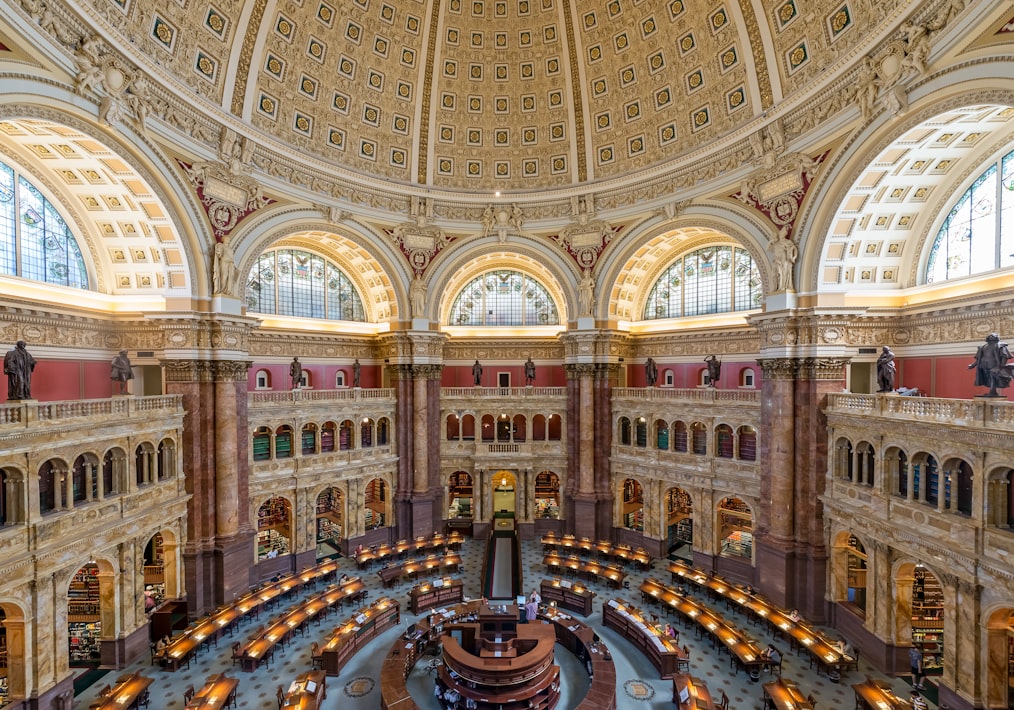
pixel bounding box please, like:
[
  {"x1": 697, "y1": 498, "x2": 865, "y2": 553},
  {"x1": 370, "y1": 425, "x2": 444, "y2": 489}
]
[
  {"x1": 719, "y1": 690, "x2": 730, "y2": 710},
  {"x1": 231, "y1": 641, "x2": 242, "y2": 666},
  {"x1": 183, "y1": 685, "x2": 195, "y2": 703},
  {"x1": 807, "y1": 693, "x2": 816, "y2": 708},
  {"x1": 276, "y1": 685, "x2": 285, "y2": 709},
  {"x1": 311, "y1": 641, "x2": 324, "y2": 670},
  {"x1": 138, "y1": 688, "x2": 151, "y2": 708},
  {"x1": 844, "y1": 648, "x2": 860, "y2": 673}
]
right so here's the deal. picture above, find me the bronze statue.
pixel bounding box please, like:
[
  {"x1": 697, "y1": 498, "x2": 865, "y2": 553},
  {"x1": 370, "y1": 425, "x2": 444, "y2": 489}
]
[
  {"x1": 969, "y1": 333, "x2": 1013, "y2": 397},
  {"x1": 524, "y1": 356, "x2": 536, "y2": 386},
  {"x1": 645, "y1": 357, "x2": 658, "y2": 387},
  {"x1": 352, "y1": 358, "x2": 361, "y2": 388},
  {"x1": 705, "y1": 354, "x2": 721, "y2": 387},
  {"x1": 110, "y1": 350, "x2": 134, "y2": 394},
  {"x1": 289, "y1": 356, "x2": 302, "y2": 390},
  {"x1": 472, "y1": 359, "x2": 483, "y2": 386},
  {"x1": 876, "y1": 346, "x2": 896, "y2": 392},
  {"x1": 4, "y1": 340, "x2": 36, "y2": 400}
]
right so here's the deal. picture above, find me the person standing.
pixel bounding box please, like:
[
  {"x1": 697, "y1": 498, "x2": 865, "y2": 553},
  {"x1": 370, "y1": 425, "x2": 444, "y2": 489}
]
[
  {"x1": 525, "y1": 595, "x2": 538, "y2": 623},
  {"x1": 110, "y1": 349, "x2": 134, "y2": 394},
  {"x1": 909, "y1": 644, "x2": 925, "y2": 689},
  {"x1": 4, "y1": 340, "x2": 36, "y2": 400}
]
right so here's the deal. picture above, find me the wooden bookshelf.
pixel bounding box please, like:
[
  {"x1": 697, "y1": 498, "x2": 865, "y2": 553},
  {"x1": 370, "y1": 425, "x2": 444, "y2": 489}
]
[
  {"x1": 540, "y1": 578, "x2": 596, "y2": 616},
  {"x1": 408, "y1": 578, "x2": 463, "y2": 614}
]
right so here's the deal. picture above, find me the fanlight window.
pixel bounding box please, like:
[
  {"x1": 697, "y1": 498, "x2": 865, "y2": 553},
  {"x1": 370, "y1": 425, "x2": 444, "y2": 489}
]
[
  {"x1": 448, "y1": 269, "x2": 559, "y2": 326},
  {"x1": 246, "y1": 248, "x2": 365, "y2": 321},
  {"x1": 0, "y1": 160, "x2": 88, "y2": 288},
  {"x1": 643, "y1": 245, "x2": 760, "y2": 319},
  {"x1": 926, "y1": 146, "x2": 1014, "y2": 282}
]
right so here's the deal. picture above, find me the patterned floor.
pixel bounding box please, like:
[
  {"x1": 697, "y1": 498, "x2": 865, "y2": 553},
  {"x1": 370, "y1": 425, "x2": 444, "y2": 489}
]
[{"x1": 72, "y1": 536, "x2": 933, "y2": 709}]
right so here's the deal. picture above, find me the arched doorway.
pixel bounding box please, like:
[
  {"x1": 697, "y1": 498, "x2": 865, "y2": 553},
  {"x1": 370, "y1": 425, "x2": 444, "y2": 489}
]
[
  {"x1": 492, "y1": 471, "x2": 516, "y2": 515},
  {"x1": 142, "y1": 531, "x2": 179, "y2": 610},
  {"x1": 364, "y1": 478, "x2": 389, "y2": 530},
  {"x1": 448, "y1": 472, "x2": 473, "y2": 519},
  {"x1": 315, "y1": 487, "x2": 344, "y2": 559},
  {"x1": 985, "y1": 608, "x2": 1014, "y2": 709},
  {"x1": 67, "y1": 559, "x2": 116, "y2": 668},
  {"x1": 534, "y1": 472, "x2": 560, "y2": 519},
  {"x1": 256, "y1": 497, "x2": 292, "y2": 560},
  {"x1": 666, "y1": 487, "x2": 693, "y2": 560},
  {"x1": 896, "y1": 562, "x2": 945, "y2": 682},
  {"x1": 717, "y1": 497, "x2": 753, "y2": 560},
  {"x1": 832, "y1": 532, "x2": 868, "y2": 615},
  {"x1": 621, "y1": 478, "x2": 644, "y2": 531}
]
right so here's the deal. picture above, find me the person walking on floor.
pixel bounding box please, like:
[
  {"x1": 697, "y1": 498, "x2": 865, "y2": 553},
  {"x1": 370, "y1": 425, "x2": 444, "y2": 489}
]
[{"x1": 909, "y1": 645, "x2": 925, "y2": 689}]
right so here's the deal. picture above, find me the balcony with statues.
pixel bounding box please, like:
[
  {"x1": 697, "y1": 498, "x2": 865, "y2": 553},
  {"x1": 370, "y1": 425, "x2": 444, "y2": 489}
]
[{"x1": 248, "y1": 388, "x2": 398, "y2": 478}]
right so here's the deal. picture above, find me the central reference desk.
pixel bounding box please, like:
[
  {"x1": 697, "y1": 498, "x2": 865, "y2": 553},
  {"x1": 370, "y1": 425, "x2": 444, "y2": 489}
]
[
  {"x1": 320, "y1": 597, "x2": 400, "y2": 676},
  {"x1": 602, "y1": 598, "x2": 686, "y2": 678},
  {"x1": 539, "y1": 606, "x2": 616, "y2": 710}
]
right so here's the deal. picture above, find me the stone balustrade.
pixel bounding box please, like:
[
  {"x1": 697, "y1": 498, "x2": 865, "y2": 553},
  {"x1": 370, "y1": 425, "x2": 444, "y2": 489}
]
[
  {"x1": 0, "y1": 394, "x2": 182, "y2": 430},
  {"x1": 612, "y1": 387, "x2": 761, "y2": 403},
  {"x1": 826, "y1": 392, "x2": 1014, "y2": 430}
]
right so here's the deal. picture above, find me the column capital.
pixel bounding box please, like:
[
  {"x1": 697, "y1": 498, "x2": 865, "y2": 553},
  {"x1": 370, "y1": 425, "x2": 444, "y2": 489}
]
[
  {"x1": 564, "y1": 363, "x2": 606, "y2": 377},
  {"x1": 161, "y1": 359, "x2": 251, "y2": 382},
  {"x1": 757, "y1": 358, "x2": 798, "y2": 380},
  {"x1": 799, "y1": 357, "x2": 850, "y2": 381},
  {"x1": 388, "y1": 363, "x2": 443, "y2": 379}
]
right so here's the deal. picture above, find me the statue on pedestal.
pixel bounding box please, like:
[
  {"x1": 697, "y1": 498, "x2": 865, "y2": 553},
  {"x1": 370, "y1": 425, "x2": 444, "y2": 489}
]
[
  {"x1": 524, "y1": 357, "x2": 536, "y2": 386},
  {"x1": 969, "y1": 333, "x2": 1013, "y2": 397},
  {"x1": 352, "y1": 358, "x2": 361, "y2": 388},
  {"x1": 645, "y1": 357, "x2": 658, "y2": 387},
  {"x1": 472, "y1": 359, "x2": 483, "y2": 387},
  {"x1": 290, "y1": 356, "x2": 302, "y2": 390},
  {"x1": 4, "y1": 340, "x2": 36, "y2": 400},
  {"x1": 110, "y1": 349, "x2": 134, "y2": 394},
  {"x1": 876, "y1": 346, "x2": 896, "y2": 392},
  {"x1": 704, "y1": 355, "x2": 721, "y2": 387}
]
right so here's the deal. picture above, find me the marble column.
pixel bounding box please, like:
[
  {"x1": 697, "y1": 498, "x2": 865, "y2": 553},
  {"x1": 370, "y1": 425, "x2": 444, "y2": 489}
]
[{"x1": 413, "y1": 373, "x2": 428, "y2": 493}]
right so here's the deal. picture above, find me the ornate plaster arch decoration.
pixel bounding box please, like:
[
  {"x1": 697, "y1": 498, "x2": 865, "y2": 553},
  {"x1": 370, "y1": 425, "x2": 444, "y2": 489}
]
[
  {"x1": 236, "y1": 223, "x2": 404, "y2": 324},
  {"x1": 432, "y1": 247, "x2": 574, "y2": 328},
  {"x1": 798, "y1": 84, "x2": 1014, "y2": 294},
  {"x1": 603, "y1": 219, "x2": 770, "y2": 323},
  {"x1": 0, "y1": 115, "x2": 200, "y2": 297}
]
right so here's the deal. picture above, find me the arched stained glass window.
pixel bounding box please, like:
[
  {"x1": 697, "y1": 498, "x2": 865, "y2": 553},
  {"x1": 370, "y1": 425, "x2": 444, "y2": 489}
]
[
  {"x1": 448, "y1": 269, "x2": 559, "y2": 326},
  {"x1": 643, "y1": 245, "x2": 760, "y2": 319},
  {"x1": 0, "y1": 160, "x2": 88, "y2": 289},
  {"x1": 926, "y1": 146, "x2": 1014, "y2": 282},
  {"x1": 245, "y1": 248, "x2": 366, "y2": 321}
]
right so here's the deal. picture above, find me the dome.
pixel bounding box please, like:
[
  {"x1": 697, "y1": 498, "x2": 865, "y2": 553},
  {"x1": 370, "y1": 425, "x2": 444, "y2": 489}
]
[{"x1": 98, "y1": 0, "x2": 895, "y2": 193}]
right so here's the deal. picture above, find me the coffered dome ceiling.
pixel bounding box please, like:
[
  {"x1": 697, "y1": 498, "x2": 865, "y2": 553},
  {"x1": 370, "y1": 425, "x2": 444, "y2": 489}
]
[{"x1": 89, "y1": 0, "x2": 898, "y2": 192}]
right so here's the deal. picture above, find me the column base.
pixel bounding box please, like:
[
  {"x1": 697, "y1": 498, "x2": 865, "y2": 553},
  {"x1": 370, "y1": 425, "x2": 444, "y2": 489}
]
[
  {"x1": 100, "y1": 623, "x2": 150, "y2": 669},
  {"x1": 404, "y1": 491, "x2": 439, "y2": 538},
  {"x1": 937, "y1": 682, "x2": 977, "y2": 710},
  {"x1": 183, "y1": 542, "x2": 217, "y2": 617},
  {"x1": 215, "y1": 531, "x2": 255, "y2": 604},
  {"x1": 831, "y1": 602, "x2": 911, "y2": 675},
  {"x1": 30, "y1": 674, "x2": 74, "y2": 710},
  {"x1": 570, "y1": 497, "x2": 597, "y2": 539}
]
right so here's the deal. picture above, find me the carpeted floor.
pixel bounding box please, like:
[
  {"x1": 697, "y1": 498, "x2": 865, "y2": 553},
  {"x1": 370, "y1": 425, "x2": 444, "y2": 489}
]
[{"x1": 72, "y1": 536, "x2": 935, "y2": 709}]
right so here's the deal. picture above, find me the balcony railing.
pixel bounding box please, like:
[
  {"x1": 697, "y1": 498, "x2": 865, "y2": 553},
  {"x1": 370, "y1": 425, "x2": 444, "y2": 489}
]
[
  {"x1": 612, "y1": 387, "x2": 760, "y2": 403},
  {"x1": 826, "y1": 392, "x2": 1014, "y2": 430},
  {"x1": 442, "y1": 387, "x2": 566, "y2": 398},
  {"x1": 0, "y1": 395, "x2": 182, "y2": 430},
  {"x1": 250, "y1": 388, "x2": 395, "y2": 406}
]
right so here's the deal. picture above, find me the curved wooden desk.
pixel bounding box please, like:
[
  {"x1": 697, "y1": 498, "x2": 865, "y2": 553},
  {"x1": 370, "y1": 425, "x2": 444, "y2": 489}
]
[{"x1": 538, "y1": 606, "x2": 616, "y2": 710}]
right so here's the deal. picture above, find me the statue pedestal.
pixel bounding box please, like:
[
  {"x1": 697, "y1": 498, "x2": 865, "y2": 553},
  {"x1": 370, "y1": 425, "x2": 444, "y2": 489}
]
[
  {"x1": 575, "y1": 316, "x2": 595, "y2": 330},
  {"x1": 211, "y1": 294, "x2": 243, "y2": 315},
  {"x1": 766, "y1": 291, "x2": 797, "y2": 310}
]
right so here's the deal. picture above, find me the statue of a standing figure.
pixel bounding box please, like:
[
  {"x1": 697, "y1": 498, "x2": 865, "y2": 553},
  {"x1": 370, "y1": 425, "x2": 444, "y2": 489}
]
[
  {"x1": 110, "y1": 349, "x2": 134, "y2": 394},
  {"x1": 645, "y1": 357, "x2": 658, "y2": 387},
  {"x1": 704, "y1": 355, "x2": 721, "y2": 387},
  {"x1": 876, "y1": 346, "x2": 896, "y2": 392},
  {"x1": 212, "y1": 237, "x2": 239, "y2": 295},
  {"x1": 472, "y1": 359, "x2": 483, "y2": 387},
  {"x1": 969, "y1": 333, "x2": 1014, "y2": 397},
  {"x1": 409, "y1": 273, "x2": 427, "y2": 318},
  {"x1": 578, "y1": 269, "x2": 595, "y2": 317},
  {"x1": 524, "y1": 357, "x2": 536, "y2": 386},
  {"x1": 769, "y1": 230, "x2": 799, "y2": 292},
  {"x1": 352, "y1": 358, "x2": 361, "y2": 388},
  {"x1": 290, "y1": 356, "x2": 302, "y2": 390},
  {"x1": 4, "y1": 340, "x2": 36, "y2": 400}
]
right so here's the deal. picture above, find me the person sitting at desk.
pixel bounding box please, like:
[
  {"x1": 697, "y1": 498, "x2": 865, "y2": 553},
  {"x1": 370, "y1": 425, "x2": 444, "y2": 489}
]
[
  {"x1": 339, "y1": 573, "x2": 349, "y2": 583},
  {"x1": 444, "y1": 687, "x2": 460, "y2": 705},
  {"x1": 154, "y1": 636, "x2": 167, "y2": 653},
  {"x1": 837, "y1": 638, "x2": 855, "y2": 658},
  {"x1": 665, "y1": 623, "x2": 678, "y2": 639},
  {"x1": 788, "y1": 609, "x2": 801, "y2": 622},
  {"x1": 910, "y1": 690, "x2": 928, "y2": 710},
  {"x1": 761, "y1": 644, "x2": 781, "y2": 673}
]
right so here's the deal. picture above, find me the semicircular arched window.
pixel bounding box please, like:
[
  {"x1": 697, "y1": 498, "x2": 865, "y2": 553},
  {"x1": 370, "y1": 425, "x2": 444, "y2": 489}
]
[
  {"x1": 0, "y1": 160, "x2": 89, "y2": 289},
  {"x1": 925, "y1": 146, "x2": 1014, "y2": 283},
  {"x1": 245, "y1": 248, "x2": 365, "y2": 321},
  {"x1": 448, "y1": 269, "x2": 560, "y2": 326},
  {"x1": 643, "y1": 245, "x2": 760, "y2": 319}
]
